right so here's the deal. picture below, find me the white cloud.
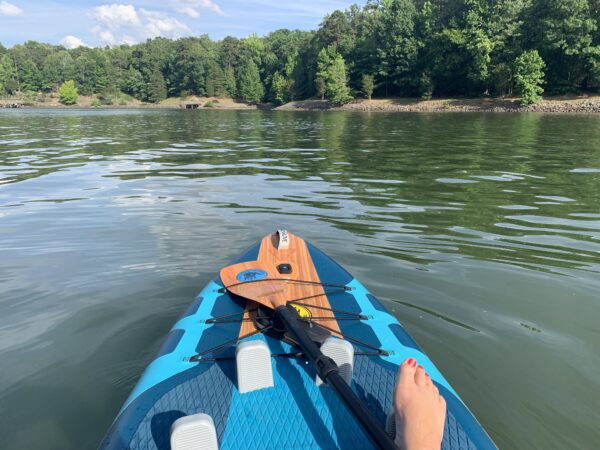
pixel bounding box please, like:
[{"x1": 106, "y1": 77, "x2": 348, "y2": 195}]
[
  {"x1": 140, "y1": 8, "x2": 190, "y2": 38},
  {"x1": 98, "y1": 30, "x2": 117, "y2": 46},
  {"x1": 175, "y1": 5, "x2": 199, "y2": 18},
  {"x1": 171, "y1": 0, "x2": 225, "y2": 18},
  {"x1": 122, "y1": 35, "x2": 137, "y2": 45},
  {"x1": 89, "y1": 4, "x2": 191, "y2": 46},
  {"x1": 60, "y1": 35, "x2": 89, "y2": 49},
  {"x1": 0, "y1": 0, "x2": 22, "y2": 16},
  {"x1": 92, "y1": 4, "x2": 140, "y2": 30}
]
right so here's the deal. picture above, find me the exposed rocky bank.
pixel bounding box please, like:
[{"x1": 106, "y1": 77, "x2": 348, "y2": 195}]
[{"x1": 276, "y1": 96, "x2": 600, "y2": 113}]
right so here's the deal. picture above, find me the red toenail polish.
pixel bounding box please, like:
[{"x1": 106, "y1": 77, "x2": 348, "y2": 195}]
[
  {"x1": 406, "y1": 358, "x2": 414, "y2": 365},
  {"x1": 411, "y1": 359, "x2": 417, "y2": 367}
]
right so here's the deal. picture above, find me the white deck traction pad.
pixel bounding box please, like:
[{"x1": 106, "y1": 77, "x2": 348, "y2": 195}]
[
  {"x1": 317, "y1": 337, "x2": 355, "y2": 386},
  {"x1": 236, "y1": 340, "x2": 274, "y2": 394},
  {"x1": 170, "y1": 413, "x2": 219, "y2": 450}
]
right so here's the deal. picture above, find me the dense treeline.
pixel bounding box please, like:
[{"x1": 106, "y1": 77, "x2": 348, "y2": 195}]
[{"x1": 1, "y1": 0, "x2": 599, "y2": 105}]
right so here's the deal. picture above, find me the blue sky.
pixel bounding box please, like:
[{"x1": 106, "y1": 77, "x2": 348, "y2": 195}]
[{"x1": 0, "y1": 0, "x2": 361, "y2": 48}]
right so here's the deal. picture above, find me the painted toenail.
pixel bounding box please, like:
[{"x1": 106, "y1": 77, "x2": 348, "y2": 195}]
[{"x1": 406, "y1": 358, "x2": 415, "y2": 366}]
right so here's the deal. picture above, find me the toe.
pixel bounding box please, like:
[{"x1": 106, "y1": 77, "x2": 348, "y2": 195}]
[
  {"x1": 414, "y1": 365, "x2": 428, "y2": 387},
  {"x1": 396, "y1": 358, "x2": 417, "y2": 387}
]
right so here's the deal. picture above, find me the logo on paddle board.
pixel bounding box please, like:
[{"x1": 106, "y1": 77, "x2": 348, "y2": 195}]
[
  {"x1": 236, "y1": 269, "x2": 268, "y2": 282},
  {"x1": 291, "y1": 304, "x2": 312, "y2": 319}
]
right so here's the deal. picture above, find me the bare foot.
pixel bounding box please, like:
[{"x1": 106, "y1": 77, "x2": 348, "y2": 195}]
[{"x1": 394, "y1": 358, "x2": 446, "y2": 450}]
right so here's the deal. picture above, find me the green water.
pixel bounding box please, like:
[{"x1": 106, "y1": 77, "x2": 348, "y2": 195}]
[{"x1": 1, "y1": 109, "x2": 599, "y2": 449}]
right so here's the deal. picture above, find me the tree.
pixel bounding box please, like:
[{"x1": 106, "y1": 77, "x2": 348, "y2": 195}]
[
  {"x1": 124, "y1": 67, "x2": 145, "y2": 99},
  {"x1": 315, "y1": 75, "x2": 326, "y2": 100},
  {"x1": 237, "y1": 59, "x2": 264, "y2": 103},
  {"x1": 514, "y1": 50, "x2": 546, "y2": 105},
  {"x1": 41, "y1": 51, "x2": 74, "y2": 92},
  {"x1": 362, "y1": 74, "x2": 374, "y2": 99},
  {"x1": 270, "y1": 71, "x2": 287, "y2": 105},
  {"x1": 205, "y1": 60, "x2": 226, "y2": 97},
  {"x1": 0, "y1": 54, "x2": 18, "y2": 94},
  {"x1": 316, "y1": 10, "x2": 356, "y2": 56},
  {"x1": 58, "y1": 80, "x2": 78, "y2": 105},
  {"x1": 327, "y1": 54, "x2": 352, "y2": 104},
  {"x1": 524, "y1": 0, "x2": 599, "y2": 91},
  {"x1": 224, "y1": 65, "x2": 237, "y2": 97},
  {"x1": 147, "y1": 69, "x2": 167, "y2": 103},
  {"x1": 18, "y1": 60, "x2": 41, "y2": 92},
  {"x1": 316, "y1": 46, "x2": 352, "y2": 104},
  {"x1": 375, "y1": 0, "x2": 420, "y2": 95},
  {"x1": 316, "y1": 47, "x2": 333, "y2": 83}
]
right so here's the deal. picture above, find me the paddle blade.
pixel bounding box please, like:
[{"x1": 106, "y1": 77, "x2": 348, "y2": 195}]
[{"x1": 220, "y1": 261, "x2": 287, "y2": 309}]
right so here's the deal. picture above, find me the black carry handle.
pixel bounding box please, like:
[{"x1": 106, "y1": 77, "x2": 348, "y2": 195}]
[{"x1": 275, "y1": 305, "x2": 398, "y2": 450}]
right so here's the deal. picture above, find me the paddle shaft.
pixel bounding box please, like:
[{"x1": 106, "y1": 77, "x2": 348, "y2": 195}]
[{"x1": 275, "y1": 305, "x2": 398, "y2": 450}]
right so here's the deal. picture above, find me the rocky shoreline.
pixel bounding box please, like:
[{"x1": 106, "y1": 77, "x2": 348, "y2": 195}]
[
  {"x1": 3, "y1": 95, "x2": 600, "y2": 113},
  {"x1": 276, "y1": 96, "x2": 600, "y2": 114}
]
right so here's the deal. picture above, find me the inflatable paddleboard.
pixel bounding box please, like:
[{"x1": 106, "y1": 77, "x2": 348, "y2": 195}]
[{"x1": 101, "y1": 231, "x2": 495, "y2": 449}]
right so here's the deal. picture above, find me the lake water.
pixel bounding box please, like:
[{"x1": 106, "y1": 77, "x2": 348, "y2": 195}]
[{"x1": 1, "y1": 109, "x2": 599, "y2": 449}]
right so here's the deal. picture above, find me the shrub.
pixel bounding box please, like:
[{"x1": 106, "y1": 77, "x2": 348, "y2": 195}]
[
  {"x1": 97, "y1": 92, "x2": 113, "y2": 105},
  {"x1": 59, "y1": 80, "x2": 78, "y2": 105},
  {"x1": 22, "y1": 90, "x2": 39, "y2": 106}
]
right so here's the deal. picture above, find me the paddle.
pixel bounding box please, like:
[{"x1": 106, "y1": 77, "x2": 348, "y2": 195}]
[{"x1": 221, "y1": 261, "x2": 398, "y2": 450}]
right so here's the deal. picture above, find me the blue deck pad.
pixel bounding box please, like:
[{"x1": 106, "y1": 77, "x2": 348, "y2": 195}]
[{"x1": 221, "y1": 334, "x2": 374, "y2": 450}]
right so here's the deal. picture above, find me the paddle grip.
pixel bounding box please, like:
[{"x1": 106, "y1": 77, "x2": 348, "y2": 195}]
[{"x1": 274, "y1": 305, "x2": 398, "y2": 450}]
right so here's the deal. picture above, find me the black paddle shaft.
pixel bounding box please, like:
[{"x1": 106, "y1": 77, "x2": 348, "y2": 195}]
[{"x1": 275, "y1": 305, "x2": 398, "y2": 450}]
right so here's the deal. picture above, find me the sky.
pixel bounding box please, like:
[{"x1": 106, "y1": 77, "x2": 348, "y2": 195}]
[{"x1": 0, "y1": 0, "x2": 361, "y2": 48}]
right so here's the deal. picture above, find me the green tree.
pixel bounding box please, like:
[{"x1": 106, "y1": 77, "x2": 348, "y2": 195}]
[
  {"x1": 270, "y1": 71, "x2": 287, "y2": 105},
  {"x1": 237, "y1": 59, "x2": 264, "y2": 103},
  {"x1": 224, "y1": 65, "x2": 237, "y2": 97},
  {"x1": 18, "y1": 59, "x2": 41, "y2": 92},
  {"x1": 205, "y1": 60, "x2": 226, "y2": 97},
  {"x1": 147, "y1": 69, "x2": 167, "y2": 103},
  {"x1": 316, "y1": 46, "x2": 351, "y2": 103},
  {"x1": 124, "y1": 67, "x2": 145, "y2": 99},
  {"x1": 327, "y1": 54, "x2": 352, "y2": 104},
  {"x1": 316, "y1": 47, "x2": 333, "y2": 83},
  {"x1": 0, "y1": 54, "x2": 18, "y2": 94},
  {"x1": 316, "y1": 10, "x2": 356, "y2": 56},
  {"x1": 41, "y1": 51, "x2": 74, "y2": 92},
  {"x1": 375, "y1": 0, "x2": 420, "y2": 95},
  {"x1": 514, "y1": 50, "x2": 546, "y2": 105},
  {"x1": 362, "y1": 74, "x2": 374, "y2": 99},
  {"x1": 525, "y1": 0, "x2": 599, "y2": 91},
  {"x1": 58, "y1": 80, "x2": 78, "y2": 105},
  {"x1": 315, "y1": 75, "x2": 326, "y2": 100}
]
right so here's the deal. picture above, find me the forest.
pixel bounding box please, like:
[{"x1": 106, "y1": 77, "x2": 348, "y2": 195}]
[{"x1": 0, "y1": 0, "x2": 599, "y2": 105}]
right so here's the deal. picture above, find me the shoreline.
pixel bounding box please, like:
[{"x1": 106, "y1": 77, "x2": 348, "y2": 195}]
[
  {"x1": 2, "y1": 95, "x2": 600, "y2": 114},
  {"x1": 277, "y1": 96, "x2": 600, "y2": 114}
]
